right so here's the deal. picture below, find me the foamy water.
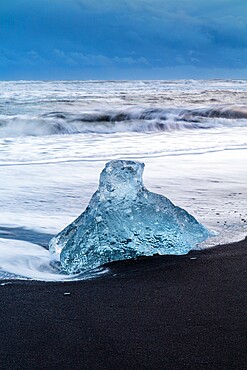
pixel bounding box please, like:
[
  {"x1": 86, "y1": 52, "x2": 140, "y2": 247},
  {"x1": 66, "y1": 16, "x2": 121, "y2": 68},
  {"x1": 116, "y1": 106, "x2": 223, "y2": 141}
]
[{"x1": 1, "y1": 80, "x2": 247, "y2": 281}]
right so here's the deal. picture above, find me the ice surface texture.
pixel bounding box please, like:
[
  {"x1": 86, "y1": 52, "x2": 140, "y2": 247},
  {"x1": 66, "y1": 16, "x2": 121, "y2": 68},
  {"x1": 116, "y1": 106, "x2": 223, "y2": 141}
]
[{"x1": 49, "y1": 160, "x2": 210, "y2": 274}]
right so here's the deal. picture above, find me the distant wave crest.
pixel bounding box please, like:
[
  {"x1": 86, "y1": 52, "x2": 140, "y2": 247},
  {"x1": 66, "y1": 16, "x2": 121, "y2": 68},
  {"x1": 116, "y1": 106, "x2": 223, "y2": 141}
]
[{"x1": 1, "y1": 105, "x2": 247, "y2": 138}]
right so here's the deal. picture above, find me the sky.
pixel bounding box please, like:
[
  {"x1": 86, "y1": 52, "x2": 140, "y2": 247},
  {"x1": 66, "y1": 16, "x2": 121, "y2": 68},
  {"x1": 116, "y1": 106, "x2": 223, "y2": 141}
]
[{"x1": 1, "y1": 0, "x2": 247, "y2": 80}]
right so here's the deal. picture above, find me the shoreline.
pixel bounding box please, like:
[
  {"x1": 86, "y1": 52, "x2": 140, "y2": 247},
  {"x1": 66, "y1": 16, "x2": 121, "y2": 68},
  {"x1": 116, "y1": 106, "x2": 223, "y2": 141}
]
[
  {"x1": 1, "y1": 237, "x2": 247, "y2": 369},
  {"x1": 2, "y1": 148, "x2": 247, "y2": 250}
]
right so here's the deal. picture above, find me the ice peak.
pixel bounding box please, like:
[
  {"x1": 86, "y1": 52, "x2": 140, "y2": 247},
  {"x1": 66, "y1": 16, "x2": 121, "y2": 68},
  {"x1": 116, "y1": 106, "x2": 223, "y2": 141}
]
[{"x1": 99, "y1": 160, "x2": 145, "y2": 200}]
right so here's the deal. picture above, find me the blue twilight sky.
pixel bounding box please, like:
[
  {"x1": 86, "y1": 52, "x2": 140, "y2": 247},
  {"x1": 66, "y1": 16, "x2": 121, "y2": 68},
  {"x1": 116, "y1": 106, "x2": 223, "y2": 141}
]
[{"x1": 1, "y1": 0, "x2": 247, "y2": 80}]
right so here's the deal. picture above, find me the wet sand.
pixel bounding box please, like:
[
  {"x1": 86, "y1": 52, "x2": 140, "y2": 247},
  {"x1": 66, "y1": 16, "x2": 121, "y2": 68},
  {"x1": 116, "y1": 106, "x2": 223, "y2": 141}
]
[{"x1": 0, "y1": 238, "x2": 247, "y2": 370}]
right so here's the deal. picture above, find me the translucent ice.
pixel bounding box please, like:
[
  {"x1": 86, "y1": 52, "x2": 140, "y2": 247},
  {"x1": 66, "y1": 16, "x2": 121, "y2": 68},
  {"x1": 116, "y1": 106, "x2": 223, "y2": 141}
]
[{"x1": 49, "y1": 160, "x2": 210, "y2": 274}]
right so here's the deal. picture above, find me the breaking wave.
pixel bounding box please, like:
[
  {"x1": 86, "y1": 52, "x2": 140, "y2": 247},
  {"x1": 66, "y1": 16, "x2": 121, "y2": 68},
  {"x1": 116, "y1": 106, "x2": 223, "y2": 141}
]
[{"x1": 1, "y1": 105, "x2": 247, "y2": 138}]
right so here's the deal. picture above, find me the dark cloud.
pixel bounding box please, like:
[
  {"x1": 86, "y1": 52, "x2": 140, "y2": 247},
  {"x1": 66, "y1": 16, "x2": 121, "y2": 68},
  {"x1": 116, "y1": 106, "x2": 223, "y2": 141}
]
[{"x1": 0, "y1": 0, "x2": 247, "y2": 78}]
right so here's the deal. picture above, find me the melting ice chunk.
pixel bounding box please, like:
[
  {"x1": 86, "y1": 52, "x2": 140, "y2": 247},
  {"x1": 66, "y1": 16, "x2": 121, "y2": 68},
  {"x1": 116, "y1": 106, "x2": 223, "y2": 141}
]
[{"x1": 49, "y1": 160, "x2": 210, "y2": 274}]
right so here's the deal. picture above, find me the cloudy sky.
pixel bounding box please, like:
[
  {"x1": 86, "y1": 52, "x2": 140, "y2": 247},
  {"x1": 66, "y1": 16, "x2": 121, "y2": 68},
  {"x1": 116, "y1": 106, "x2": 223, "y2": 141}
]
[{"x1": 1, "y1": 0, "x2": 247, "y2": 79}]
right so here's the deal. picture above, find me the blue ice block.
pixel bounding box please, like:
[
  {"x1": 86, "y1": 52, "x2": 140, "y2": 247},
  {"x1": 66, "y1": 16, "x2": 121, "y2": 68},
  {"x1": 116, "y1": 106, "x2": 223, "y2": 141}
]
[{"x1": 49, "y1": 160, "x2": 210, "y2": 274}]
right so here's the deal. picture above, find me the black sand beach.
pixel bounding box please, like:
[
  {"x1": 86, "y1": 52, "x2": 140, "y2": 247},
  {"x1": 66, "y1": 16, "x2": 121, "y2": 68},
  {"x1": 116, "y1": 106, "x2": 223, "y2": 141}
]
[{"x1": 0, "y1": 238, "x2": 247, "y2": 370}]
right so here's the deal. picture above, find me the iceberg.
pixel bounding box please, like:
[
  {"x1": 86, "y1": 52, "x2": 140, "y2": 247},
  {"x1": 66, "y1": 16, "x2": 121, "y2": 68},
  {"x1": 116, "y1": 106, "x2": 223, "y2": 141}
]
[{"x1": 49, "y1": 160, "x2": 210, "y2": 274}]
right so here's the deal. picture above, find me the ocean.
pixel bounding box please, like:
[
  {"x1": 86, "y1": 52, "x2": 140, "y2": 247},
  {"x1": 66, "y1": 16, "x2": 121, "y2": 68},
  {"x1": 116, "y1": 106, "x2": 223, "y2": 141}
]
[{"x1": 0, "y1": 79, "x2": 247, "y2": 280}]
